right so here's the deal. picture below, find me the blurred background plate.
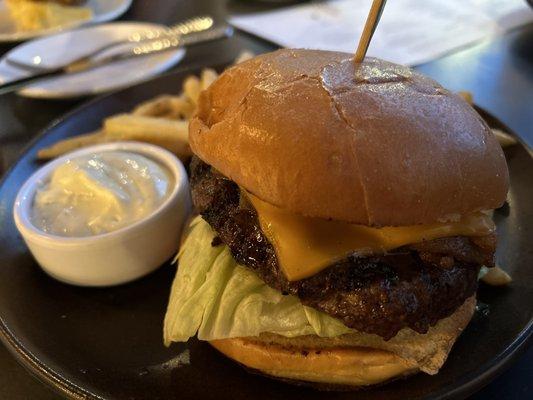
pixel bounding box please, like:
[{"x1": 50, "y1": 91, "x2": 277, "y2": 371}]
[
  {"x1": 0, "y1": 68, "x2": 531, "y2": 400},
  {"x1": 0, "y1": 22, "x2": 186, "y2": 99},
  {"x1": 0, "y1": 0, "x2": 133, "y2": 42}
]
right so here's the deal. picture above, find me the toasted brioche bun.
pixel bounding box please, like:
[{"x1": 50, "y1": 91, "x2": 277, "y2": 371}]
[
  {"x1": 210, "y1": 338, "x2": 416, "y2": 387},
  {"x1": 190, "y1": 49, "x2": 509, "y2": 226},
  {"x1": 209, "y1": 296, "x2": 475, "y2": 387}
]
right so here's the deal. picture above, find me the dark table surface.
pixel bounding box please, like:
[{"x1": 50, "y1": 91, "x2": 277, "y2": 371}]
[{"x1": 0, "y1": 1, "x2": 531, "y2": 399}]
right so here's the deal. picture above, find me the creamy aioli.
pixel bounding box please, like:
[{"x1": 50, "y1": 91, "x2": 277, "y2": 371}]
[{"x1": 32, "y1": 151, "x2": 172, "y2": 237}]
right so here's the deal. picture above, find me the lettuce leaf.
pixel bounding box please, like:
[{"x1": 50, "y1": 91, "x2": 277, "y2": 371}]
[{"x1": 164, "y1": 216, "x2": 352, "y2": 345}]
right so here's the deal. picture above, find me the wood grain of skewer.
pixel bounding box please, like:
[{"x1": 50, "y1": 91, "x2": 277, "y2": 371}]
[{"x1": 354, "y1": 0, "x2": 388, "y2": 63}]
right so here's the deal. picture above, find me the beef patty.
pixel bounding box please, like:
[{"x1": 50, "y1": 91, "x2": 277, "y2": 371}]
[{"x1": 189, "y1": 156, "x2": 494, "y2": 339}]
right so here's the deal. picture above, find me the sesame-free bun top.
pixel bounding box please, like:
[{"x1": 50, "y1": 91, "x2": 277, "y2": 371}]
[{"x1": 189, "y1": 49, "x2": 509, "y2": 226}]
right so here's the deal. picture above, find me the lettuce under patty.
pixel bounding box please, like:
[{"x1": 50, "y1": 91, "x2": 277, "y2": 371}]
[{"x1": 164, "y1": 216, "x2": 351, "y2": 346}]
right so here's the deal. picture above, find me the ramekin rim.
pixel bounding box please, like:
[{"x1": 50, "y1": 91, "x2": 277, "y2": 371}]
[{"x1": 13, "y1": 141, "x2": 188, "y2": 246}]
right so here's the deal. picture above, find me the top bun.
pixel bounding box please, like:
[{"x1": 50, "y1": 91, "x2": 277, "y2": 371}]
[{"x1": 189, "y1": 49, "x2": 509, "y2": 226}]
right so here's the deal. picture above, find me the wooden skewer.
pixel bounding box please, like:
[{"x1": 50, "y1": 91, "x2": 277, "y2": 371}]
[{"x1": 354, "y1": 0, "x2": 388, "y2": 63}]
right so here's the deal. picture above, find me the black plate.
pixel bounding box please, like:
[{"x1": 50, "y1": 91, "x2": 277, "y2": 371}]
[{"x1": 0, "y1": 69, "x2": 531, "y2": 400}]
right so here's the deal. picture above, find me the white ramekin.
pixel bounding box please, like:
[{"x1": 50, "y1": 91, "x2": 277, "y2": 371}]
[{"x1": 13, "y1": 142, "x2": 191, "y2": 287}]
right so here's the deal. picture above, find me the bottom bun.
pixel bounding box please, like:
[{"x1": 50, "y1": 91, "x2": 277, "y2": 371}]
[
  {"x1": 209, "y1": 339, "x2": 416, "y2": 387},
  {"x1": 209, "y1": 296, "x2": 476, "y2": 387}
]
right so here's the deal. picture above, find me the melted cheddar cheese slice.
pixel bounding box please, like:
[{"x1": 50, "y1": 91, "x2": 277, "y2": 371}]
[{"x1": 245, "y1": 193, "x2": 495, "y2": 281}]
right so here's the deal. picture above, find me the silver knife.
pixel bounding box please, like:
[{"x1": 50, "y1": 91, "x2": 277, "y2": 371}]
[{"x1": 0, "y1": 25, "x2": 233, "y2": 96}]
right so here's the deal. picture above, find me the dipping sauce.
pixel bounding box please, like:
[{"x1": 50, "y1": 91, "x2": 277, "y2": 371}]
[{"x1": 32, "y1": 151, "x2": 172, "y2": 237}]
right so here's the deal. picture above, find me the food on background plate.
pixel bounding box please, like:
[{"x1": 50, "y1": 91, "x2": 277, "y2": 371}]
[
  {"x1": 164, "y1": 49, "x2": 509, "y2": 387},
  {"x1": 5, "y1": 0, "x2": 92, "y2": 32},
  {"x1": 32, "y1": 151, "x2": 173, "y2": 237}
]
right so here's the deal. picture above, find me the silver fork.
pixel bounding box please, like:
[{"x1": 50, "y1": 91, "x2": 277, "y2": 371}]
[{"x1": 6, "y1": 16, "x2": 215, "y2": 73}]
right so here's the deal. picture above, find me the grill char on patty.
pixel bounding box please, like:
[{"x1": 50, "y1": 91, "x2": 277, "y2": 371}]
[{"x1": 189, "y1": 156, "x2": 495, "y2": 340}]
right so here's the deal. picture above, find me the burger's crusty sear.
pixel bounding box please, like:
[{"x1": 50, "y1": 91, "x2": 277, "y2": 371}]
[{"x1": 190, "y1": 156, "x2": 494, "y2": 340}]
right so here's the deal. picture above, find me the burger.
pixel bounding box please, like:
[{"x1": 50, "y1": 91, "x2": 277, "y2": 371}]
[{"x1": 164, "y1": 49, "x2": 509, "y2": 387}]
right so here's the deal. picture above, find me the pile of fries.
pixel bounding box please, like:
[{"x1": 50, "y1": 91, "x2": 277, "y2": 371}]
[{"x1": 37, "y1": 52, "x2": 255, "y2": 161}]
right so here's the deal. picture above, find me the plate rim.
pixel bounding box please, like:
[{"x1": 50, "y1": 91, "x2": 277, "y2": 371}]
[
  {"x1": 0, "y1": 68, "x2": 531, "y2": 400},
  {"x1": 0, "y1": 0, "x2": 133, "y2": 43}
]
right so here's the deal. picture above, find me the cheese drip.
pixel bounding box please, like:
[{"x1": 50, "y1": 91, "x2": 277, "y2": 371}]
[{"x1": 245, "y1": 193, "x2": 495, "y2": 281}]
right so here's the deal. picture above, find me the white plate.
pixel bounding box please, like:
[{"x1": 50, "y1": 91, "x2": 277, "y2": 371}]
[
  {"x1": 0, "y1": 0, "x2": 132, "y2": 42},
  {"x1": 0, "y1": 22, "x2": 186, "y2": 99}
]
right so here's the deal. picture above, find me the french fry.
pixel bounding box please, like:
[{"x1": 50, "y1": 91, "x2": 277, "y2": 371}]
[
  {"x1": 37, "y1": 130, "x2": 107, "y2": 160},
  {"x1": 457, "y1": 91, "x2": 473, "y2": 104},
  {"x1": 183, "y1": 76, "x2": 201, "y2": 106},
  {"x1": 37, "y1": 114, "x2": 193, "y2": 161},
  {"x1": 105, "y1": 114, "x2": 189, "y2": 141},
  {"x1": 104, "y1": 114, "x2": 192, "y2": 160},
  {"x1": 133, "y1": 95, "x2": 179, "y2": 117},
  {"x1": 170, "y1": 95, "x2": 196, "y2": 120},
  {"x1": 200, "y1": 68, "x2": 218, "y2": 90},
  {"x1": 235, "y1": 50, "x2": 255, "y2": 64},
  {"x1": 492, "y1": 128, "x2": 517, "y2": 148},
  {"x1": 456, "y1": 91, "x2": 517, "y2": 148},
  {"x1": 133, "y1": 95, "x2": 195, "y2": 120},
  {"x1": 481, "y1": 265, "x2": 512, "y2": 286}
]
